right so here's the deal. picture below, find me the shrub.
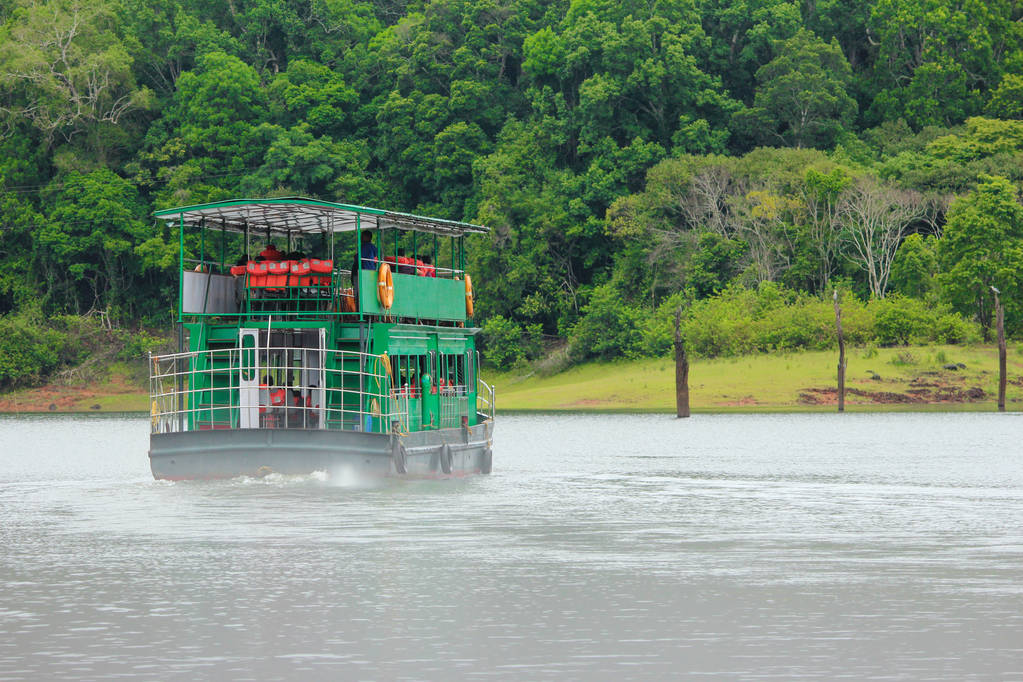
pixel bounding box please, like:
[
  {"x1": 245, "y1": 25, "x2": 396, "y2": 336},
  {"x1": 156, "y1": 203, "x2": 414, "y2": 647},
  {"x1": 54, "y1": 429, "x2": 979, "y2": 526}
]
[
  {"x1": 117, "y1": 330, "x2": 168, "y2": 361},
  {"x1": 870, "y1": 296, "x2": 980, "y2": 346},
  {"x1": 0, "y1": 313, "x2": 70, "y2": 389},
  {"x1": 481, "y1": 315, "x2": 526, "y2": 370},
  {"x1": 568, "y1": 281, "x2": 983, "y2": 366},
  {"x1": 871, "y1": 296, "x2": 934, "y2": 345},
  {"x1": 569, "y1": 283, "x2": 643, "y2": 361},
  {"x1": 934, "y1": 313, "x2": 980, "y2": 344}
]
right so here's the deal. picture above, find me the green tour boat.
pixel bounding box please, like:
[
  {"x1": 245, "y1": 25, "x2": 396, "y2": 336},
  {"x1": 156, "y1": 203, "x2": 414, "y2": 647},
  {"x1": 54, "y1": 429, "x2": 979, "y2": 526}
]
[{"x1": 147, "y1": 198, "x2": 495, "y2": 480}]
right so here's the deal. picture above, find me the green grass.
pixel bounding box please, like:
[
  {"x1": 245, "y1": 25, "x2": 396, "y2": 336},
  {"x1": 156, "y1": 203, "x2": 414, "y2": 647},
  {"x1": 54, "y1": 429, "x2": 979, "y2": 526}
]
[
  {"x1": 5, "y1": 343, "x2": 1019, "y2": 415},
  {"x1": 487, "y1": 344, "x2": 1023, "y2": 413}
]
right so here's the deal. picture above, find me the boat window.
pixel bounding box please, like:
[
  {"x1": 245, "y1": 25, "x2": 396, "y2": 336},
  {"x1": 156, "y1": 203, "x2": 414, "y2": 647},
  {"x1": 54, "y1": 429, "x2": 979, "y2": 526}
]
[
  {"x1": 389, "y1": 354, "x2": 425, "y2": 397},
  {"x1": 439, "y1": 353, "x2": 466, "y2": 393}
]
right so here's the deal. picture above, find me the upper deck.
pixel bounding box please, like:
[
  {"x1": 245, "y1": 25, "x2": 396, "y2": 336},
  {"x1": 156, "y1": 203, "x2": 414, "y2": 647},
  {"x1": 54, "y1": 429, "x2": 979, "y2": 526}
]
[{"x1": 155, "y1": 198, "x2": 489, "y2": 325}]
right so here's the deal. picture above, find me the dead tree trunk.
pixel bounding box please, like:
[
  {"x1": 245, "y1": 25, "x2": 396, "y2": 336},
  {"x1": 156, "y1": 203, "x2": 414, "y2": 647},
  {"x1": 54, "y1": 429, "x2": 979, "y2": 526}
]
[
  {"x1": 993, "y1": 287, "x2": 1006, "y2": 412},
  {"x1": 674, "y1": 307, "x2": 690, "y2": 418},
  {"x1": 833, "y1": 290, "x2": 846, "y2": 413}
]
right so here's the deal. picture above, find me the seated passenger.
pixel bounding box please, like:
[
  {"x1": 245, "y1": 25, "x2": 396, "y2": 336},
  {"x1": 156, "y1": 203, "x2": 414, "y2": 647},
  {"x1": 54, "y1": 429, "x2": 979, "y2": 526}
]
[
  {"x1": 396, "y1": 248, "x2": 415, "y2": 275},
  {"x1": 287, "y1": 389, "x2": 304, "y2": 429},
  {"x1": 421, "y1": 255, "x2": 436, "y2": 278},
  {"x1": 305, "y1": 386, "x2": 319, "y2": 427},
  {"x1": 260, "y1": 243, "x2": 284, "y2": 260}
]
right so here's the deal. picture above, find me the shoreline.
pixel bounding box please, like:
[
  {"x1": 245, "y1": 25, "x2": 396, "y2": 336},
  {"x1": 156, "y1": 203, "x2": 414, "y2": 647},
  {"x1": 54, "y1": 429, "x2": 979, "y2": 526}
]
[{"x1": 2, "y1": 343, "x2": 1020, "y2": 415}]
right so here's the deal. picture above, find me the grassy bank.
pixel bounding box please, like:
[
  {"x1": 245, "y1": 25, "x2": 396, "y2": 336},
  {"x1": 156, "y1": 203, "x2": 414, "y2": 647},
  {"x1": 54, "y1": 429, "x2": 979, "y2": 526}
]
[
  {"x1": 488, "y1": 344, "x2": 1023, "y2": 412},
  {"x1": 0, "y1": 363, "x2": 150, "y2": 413},
  {"x1": 2, "y1": 343, "x2": 1021, "y2": 414}
]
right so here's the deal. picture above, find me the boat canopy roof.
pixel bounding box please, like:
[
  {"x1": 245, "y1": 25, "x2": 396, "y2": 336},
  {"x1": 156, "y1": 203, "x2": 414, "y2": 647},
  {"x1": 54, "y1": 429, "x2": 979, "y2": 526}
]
[{"x1": 154, "y1": 197, "x2": 489, "y2": 237}]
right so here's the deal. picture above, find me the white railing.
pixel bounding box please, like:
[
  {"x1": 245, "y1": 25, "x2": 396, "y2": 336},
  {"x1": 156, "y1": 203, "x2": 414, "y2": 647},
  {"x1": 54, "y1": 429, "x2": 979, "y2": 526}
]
[
  {"x1": 149, "y1": 347, "x2": 408, "y2": 435},
  {"x1": 477, "y1": 378, "x2": 495, "y2": 421}
]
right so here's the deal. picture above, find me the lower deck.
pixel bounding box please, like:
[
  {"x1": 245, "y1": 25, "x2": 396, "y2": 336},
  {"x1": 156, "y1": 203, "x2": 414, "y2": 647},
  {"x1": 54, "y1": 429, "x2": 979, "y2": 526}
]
[
  {"x1": 152, "y1": 321, "x2": 493, "y2": 437},
  {"x1": 149, "y1": 418, "x2": 494, "y2": 480}
]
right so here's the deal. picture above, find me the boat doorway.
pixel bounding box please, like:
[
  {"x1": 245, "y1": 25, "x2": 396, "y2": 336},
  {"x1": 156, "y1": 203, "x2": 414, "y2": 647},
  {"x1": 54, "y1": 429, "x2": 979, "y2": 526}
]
[{"x1": 238, "y1": 328, "x2": 327, "y2": 429}]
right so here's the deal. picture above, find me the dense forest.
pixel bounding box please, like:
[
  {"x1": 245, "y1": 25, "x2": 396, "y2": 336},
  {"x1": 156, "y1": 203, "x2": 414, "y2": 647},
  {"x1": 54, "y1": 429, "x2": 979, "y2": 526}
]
[{"x1": 1, "y1": 0, "x2": 1023, "y2": 385}]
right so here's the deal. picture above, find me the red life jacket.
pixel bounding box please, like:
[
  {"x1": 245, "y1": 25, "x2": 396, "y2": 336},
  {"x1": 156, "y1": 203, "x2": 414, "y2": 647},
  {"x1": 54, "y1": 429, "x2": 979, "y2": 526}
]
[{"x1": 270, "y1": 388, "x2": 286, "y2": 406}]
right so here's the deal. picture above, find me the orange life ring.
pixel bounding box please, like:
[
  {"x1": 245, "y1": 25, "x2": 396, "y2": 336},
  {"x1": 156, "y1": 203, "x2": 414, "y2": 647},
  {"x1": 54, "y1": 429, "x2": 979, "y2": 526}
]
[
  {"x1": 464, "y1": 274, "x2": 474, "y2": 317},
  {"x1": 377, "y1": 263, "x2": 394, "y2": 309}
]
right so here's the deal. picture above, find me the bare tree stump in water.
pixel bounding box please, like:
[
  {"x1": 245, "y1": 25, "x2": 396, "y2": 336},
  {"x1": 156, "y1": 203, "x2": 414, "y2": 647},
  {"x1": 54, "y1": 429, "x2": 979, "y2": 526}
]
[
  {"x1": 992, "y1": 286, "x2": 1006, "y2": 412},
  {"x1": 833, "y1": 290, "x2": 846, "y2": 413},
  {"x1": 674, "y1": 307, "x2": 690, "y2": 418}
]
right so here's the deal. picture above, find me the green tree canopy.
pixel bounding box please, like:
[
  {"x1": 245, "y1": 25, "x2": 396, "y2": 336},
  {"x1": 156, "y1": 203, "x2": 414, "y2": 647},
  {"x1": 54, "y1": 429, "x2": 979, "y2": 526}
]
[
  {"x1": 939, "y1": 175, "x2": 1023, "y2": 335},
  {"x1": 733, "y1": 29, "x2": 856, "y2": 149}
]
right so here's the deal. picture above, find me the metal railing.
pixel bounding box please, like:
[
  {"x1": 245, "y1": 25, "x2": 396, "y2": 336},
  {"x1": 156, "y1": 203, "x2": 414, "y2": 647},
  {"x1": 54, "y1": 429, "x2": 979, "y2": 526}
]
[
  {"x1": 149, "y1": 347, "x2": 409, "y2": 435},
  {"x1": 477, "y1": 378, "x2": 495, "y2": 421},
  {"x1": 148, "y1": 347, "x2": 492, "y2": 435}
]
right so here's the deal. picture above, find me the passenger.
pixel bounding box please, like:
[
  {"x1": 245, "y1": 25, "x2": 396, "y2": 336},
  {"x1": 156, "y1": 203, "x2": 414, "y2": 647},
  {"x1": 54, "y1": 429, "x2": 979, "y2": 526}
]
[
  {"x1": 288, "y1": 389, "x2": 303, "y2": 429},
  {"x1": 264, "y1": 377, "x2": 286, "y2": 429},
  {"x1": 305, "y1": 385, "x2": 319, "y2": 427},
  {"x1": 260, "y1": 243, "x2": 283, "y2": 260},
  {"x1": 421, "y1": 255, "x2": 436, "y2": 278},
  {"x1": 352, "y1": 231, "x2": 378, "y2": 302},
  {"x1": 359, "y1": 231, "x2": 377, "y2": 270},
  {"x1": 396, "y1": 248, "x2": 415, "y2": 275},
  {"x1": 415, "y1": 257, "x2": 426, "y2": 276}
]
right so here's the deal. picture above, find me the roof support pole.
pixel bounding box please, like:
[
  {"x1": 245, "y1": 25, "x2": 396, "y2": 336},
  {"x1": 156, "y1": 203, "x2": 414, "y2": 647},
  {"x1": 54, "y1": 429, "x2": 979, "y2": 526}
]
[
  {"x1": 357, "y1": 213, "x2": 363, "y2": 322},
  {"x1": 178, "y1": 213, "x2": 185, "y2": 323},
  {"x1": 376, "y1": 225, "x2": 383, "y2": 274}
]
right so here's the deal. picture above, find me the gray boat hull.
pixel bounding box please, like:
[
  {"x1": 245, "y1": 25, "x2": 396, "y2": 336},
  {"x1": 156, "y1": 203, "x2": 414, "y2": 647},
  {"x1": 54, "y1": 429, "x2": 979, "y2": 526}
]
[{"x1": 149, "y1": 418, "x2": 494, "y2": 480}]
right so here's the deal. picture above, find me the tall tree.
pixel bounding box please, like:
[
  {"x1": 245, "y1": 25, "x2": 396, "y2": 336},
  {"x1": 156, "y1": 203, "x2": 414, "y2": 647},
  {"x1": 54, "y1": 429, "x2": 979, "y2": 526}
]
[
  {"x1": 0, "y1": 0, "x2": 154, "y2": 154},
  {"x1": 868, "y1": 0, "x2": 1023, "y2": 129},
  {"x1": 733, "y1": 29, "x2": 856, "y2": 149},
  {"x1": 697, "y1": 0, "x2": 801, "y2": 103},
  {"x1": 36, "y1": 169, "x2": 154, "y2": 317},
  {"x1": 939, "y1": 175, "x2": 1023, "y2": 336},
  {"x1": 522, "y1": 0, "x2": 737, "y2": 158},
  {"x1": 838, "y1": 177, "x2": 924, "y2": 298}
]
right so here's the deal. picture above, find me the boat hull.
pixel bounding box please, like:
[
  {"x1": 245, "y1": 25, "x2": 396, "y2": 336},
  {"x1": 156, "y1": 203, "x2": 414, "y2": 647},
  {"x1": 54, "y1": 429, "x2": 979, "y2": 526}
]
[{"x1": 149, "y1": 418, "x2": 494, "y2": 480}]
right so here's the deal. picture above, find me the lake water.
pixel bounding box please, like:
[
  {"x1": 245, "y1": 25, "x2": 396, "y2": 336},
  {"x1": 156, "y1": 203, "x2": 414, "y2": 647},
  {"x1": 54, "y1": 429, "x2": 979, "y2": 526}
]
[{"x1": 2, "y1": 412, "x2": 1022, "y2": 680}]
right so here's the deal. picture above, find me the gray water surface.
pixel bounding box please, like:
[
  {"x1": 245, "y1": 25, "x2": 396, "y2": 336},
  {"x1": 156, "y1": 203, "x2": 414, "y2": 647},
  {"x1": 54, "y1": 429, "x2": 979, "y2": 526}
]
[{"x1": 2, "y1": 412, "x2": 1022, "y2": 680}]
